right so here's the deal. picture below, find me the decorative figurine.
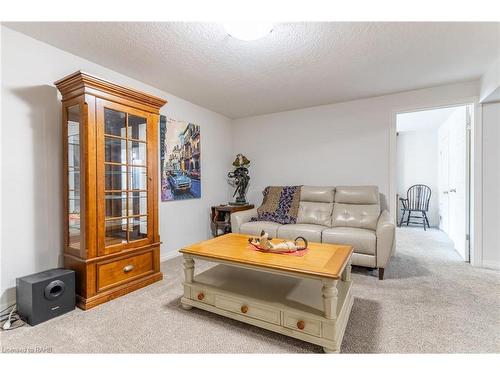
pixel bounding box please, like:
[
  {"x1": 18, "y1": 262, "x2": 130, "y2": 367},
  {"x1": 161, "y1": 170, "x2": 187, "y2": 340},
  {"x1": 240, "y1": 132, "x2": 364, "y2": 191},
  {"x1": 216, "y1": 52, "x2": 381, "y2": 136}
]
[
  {"x1": 248, "y1": 230, "x2": 308, "y2": 253},
  {"x1": 228, "y1": 153, "x2": 250, "y2": 205}
]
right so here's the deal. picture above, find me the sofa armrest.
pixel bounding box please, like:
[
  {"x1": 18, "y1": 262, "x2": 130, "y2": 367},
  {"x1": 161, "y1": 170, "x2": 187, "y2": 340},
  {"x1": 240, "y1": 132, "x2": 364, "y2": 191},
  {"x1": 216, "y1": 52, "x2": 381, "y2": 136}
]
[
  {"x1": 231, "y1": 208, "x2": 258, "y2": 233},
  {"x1": 376, "y1": 209, "x2": 396, "y2": 268}
]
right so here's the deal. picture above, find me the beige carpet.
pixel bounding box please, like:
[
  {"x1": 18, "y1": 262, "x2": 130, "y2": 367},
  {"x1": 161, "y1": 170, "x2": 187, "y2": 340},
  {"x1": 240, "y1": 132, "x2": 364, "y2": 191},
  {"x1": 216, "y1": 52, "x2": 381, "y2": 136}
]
[{"x1": 1, "y1": 227, "x2": 499, "y2": 353}]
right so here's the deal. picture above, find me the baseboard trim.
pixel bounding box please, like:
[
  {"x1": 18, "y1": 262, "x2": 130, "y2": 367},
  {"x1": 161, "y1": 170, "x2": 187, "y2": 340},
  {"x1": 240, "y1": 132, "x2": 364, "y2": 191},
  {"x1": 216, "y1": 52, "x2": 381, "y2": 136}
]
[
  {"x1": 481, "y1": 260, "x2": 500, "y2": 270},
  {"x1": 160, "y1": 251, "x2": 181, "y2": 263}
]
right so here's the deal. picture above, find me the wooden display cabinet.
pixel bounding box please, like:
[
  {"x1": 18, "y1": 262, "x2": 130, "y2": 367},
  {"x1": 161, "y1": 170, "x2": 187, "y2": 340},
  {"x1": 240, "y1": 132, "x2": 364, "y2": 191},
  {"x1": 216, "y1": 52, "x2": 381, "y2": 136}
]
[{"x1": 55, "y1": 71, "x2": 167, "y2": 309}]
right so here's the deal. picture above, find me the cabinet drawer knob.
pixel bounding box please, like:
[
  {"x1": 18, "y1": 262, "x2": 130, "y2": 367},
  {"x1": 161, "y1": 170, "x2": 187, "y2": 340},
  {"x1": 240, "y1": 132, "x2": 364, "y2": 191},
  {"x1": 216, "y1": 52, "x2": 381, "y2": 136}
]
[
  {"x1": 297, "y1": 320, "x2": 305, "y2": 330},
  {"x1": 241, "y1": 305, "x2": 248, "y2": 314},
  {"x1": 123, "y1": 264, "x2": 134, "y2": 273},
  {"x1": 197, "y1": 292, "x2": 205, "y2": 301}
]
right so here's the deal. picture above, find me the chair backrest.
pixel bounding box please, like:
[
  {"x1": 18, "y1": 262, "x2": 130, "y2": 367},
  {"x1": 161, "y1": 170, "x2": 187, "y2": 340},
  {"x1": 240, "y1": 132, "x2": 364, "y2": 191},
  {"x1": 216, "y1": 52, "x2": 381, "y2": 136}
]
[{"x1": 406, "y1": 184, "x2": 431, "y2": 211}]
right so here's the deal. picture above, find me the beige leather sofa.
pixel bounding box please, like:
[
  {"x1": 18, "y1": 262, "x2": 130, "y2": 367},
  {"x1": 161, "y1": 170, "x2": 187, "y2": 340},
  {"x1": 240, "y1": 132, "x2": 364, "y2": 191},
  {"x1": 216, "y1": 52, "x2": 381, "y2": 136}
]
[{"x1": 231, "y1": 186, "x2": 395, "y2": 279}]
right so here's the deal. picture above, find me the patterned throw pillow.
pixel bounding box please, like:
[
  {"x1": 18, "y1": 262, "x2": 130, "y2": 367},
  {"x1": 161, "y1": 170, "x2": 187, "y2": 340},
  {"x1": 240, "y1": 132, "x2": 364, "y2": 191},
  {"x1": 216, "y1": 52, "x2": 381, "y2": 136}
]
[{"x1": 252, "y1": 186, "x2": 302, "y2": 225}]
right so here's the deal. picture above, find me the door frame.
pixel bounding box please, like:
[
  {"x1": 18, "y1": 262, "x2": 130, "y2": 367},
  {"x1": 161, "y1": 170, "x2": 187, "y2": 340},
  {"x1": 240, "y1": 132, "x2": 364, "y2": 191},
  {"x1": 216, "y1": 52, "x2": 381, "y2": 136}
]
[{"x1": 389, "y1": 96, "x2": 482, "y2": 266}]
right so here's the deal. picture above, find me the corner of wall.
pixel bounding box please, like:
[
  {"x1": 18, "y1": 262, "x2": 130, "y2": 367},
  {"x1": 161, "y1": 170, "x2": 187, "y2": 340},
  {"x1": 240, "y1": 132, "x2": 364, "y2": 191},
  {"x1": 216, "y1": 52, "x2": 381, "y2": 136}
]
[{"x1": 480, "y1": 57, "x2": 500, "y2": 103}]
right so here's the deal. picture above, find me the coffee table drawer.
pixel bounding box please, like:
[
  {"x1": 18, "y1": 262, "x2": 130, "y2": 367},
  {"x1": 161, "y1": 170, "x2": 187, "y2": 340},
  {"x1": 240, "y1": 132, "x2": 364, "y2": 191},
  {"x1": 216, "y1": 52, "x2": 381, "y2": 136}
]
[
  {"x1": 283, "y1": 311, "x2": 322, "y2": 337},
  {"x1": 215, "y1": 295, "x2": 280, "y2": 325},
  {"x1": 191, "y1": 287, "x2": 214, "y2": 305}
]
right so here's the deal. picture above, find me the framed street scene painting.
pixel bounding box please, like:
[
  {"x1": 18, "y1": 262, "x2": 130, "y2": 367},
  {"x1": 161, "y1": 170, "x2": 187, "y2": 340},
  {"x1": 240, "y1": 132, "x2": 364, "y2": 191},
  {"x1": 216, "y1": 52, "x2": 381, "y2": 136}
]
[{"x1": 160, "y1": 115, "x2": 201, "y2": 201}]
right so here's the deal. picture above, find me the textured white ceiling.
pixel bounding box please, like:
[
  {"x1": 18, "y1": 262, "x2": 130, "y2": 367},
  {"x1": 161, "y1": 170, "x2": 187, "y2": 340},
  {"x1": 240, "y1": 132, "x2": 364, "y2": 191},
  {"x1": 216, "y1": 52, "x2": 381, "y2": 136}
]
[
  {"x1": 397, "y1": 106, "x2": 462, "y2": 132},
  {"x1": 4, "y1": 22, "x2": 500, "y2": 118}
]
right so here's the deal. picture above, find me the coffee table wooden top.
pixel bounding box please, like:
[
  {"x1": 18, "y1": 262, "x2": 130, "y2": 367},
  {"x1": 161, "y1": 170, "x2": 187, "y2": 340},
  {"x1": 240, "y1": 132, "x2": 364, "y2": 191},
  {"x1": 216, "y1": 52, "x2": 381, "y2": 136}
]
[{"x1": 179, "y1": 233, "x2": 353, "y2": 280}]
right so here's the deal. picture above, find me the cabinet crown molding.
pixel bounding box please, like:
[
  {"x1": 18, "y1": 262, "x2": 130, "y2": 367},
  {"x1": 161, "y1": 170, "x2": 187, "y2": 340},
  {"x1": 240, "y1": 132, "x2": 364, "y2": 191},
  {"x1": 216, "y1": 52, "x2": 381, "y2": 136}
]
[{"x1": 55, "y1": 71, "x2": 167, "y2": 113}]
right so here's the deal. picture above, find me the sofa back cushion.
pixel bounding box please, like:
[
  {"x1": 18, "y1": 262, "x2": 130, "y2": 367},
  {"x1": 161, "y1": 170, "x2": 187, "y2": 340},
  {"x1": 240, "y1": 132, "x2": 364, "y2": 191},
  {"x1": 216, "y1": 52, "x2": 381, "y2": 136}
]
[
  {"x1": 332, "y1": 186, "x2": 380, "y2": 230},
  {"x1": 296, "y1": 186, "x2": 335, "y2": 227}
]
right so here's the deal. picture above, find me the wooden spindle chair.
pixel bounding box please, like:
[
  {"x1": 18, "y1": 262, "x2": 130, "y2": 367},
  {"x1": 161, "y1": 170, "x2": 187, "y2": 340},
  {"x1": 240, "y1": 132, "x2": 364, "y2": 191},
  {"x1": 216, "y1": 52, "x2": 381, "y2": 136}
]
[{"x1": 399, "y1": 184, "x2": 431, "y2": 230}]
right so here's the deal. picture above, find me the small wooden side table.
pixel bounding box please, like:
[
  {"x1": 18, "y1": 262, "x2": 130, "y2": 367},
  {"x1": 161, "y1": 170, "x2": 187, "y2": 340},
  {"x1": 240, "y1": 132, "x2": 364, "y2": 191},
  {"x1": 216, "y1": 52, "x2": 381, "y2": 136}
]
[{"x1": 210, "y1": 204, "x2": 254, "y2": 237}]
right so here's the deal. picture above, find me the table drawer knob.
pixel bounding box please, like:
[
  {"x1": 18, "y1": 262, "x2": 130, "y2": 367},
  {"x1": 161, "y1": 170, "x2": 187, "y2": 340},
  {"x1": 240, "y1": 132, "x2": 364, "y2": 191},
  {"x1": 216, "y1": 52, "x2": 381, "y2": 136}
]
[
  {"x1": 297, "y1": 320, "x2": 305, "y2": 330},
  {"x1": 197, "y1": 292, "x2": 205, "y2": 301},
  {"x1": 241, "y1": 305, "x2": 248, "y2": 314},
  {"x1": 123, "y1": 264, "x2": 134, "y2": 273}
]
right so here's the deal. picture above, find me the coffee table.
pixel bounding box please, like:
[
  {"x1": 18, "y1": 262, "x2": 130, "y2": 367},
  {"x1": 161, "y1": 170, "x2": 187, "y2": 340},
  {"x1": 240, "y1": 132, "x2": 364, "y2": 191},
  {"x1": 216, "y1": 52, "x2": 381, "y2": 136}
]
[{"x1": 179, "y1": 233, "x2": 354, "y2": 353}]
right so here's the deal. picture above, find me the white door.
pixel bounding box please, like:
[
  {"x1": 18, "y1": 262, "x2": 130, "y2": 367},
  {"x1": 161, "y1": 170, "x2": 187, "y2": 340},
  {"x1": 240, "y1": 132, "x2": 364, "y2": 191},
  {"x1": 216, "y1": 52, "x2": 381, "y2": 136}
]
[
  {"x1": 438, "y1": 106, "x2": 468, "y2": 261},
  {"x1": 438, "y1": 131, "x2": 450, "y2": 234}
]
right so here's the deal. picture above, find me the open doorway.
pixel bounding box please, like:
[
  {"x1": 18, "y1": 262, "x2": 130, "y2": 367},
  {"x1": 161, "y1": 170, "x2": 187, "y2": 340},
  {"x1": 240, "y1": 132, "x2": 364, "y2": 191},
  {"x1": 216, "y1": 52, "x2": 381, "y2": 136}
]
[{"x1": 395, "y1": 105, "x2": 472, "y2": 262}]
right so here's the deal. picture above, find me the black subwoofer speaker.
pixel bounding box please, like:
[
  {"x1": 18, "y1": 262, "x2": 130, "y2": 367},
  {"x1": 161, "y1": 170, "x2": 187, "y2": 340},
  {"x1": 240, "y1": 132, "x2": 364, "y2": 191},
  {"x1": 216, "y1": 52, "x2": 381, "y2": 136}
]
[{"x1": 16, "y1": 268, "x2": 75, "y2": 325}]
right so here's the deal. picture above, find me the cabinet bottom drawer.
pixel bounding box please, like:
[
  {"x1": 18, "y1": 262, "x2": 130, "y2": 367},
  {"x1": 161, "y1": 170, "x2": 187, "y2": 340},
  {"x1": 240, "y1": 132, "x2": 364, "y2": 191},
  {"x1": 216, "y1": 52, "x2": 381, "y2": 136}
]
[{"x1": 97, "y1": 251, "x2": 154, "y2": 291}]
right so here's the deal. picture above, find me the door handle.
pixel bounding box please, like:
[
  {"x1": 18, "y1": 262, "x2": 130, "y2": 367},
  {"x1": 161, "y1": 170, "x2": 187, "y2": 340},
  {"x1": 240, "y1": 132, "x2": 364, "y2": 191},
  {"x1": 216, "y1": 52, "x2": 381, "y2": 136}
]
[
  {"x1": 443, "y1": 191, "x2": 449, "y2": 194},
  {"x1": 450, "y1": 188, "x2": 457, "y2": 193}
]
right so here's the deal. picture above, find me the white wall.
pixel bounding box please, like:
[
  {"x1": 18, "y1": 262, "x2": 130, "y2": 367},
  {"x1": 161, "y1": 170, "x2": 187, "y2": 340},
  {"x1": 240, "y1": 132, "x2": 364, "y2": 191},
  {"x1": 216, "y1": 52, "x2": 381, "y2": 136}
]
[
  {"x1": 232, "y1": 81, "x2": 479, "y2": 211},
  {"x1": 478, "y1": 55, "x2": 500, "y2": 269},
  {"x1": 482, "y1": 102, "x2": 500, "y2": 269},
  {"x1": 396, "y1": 130, "x2": 439, "y2": 226},
  {"x1": 0, "y1": 27, "x2": 233, "y2": 307},
  {"x1": 480, "y1": 57, "x2": 500, "y2": 103}
]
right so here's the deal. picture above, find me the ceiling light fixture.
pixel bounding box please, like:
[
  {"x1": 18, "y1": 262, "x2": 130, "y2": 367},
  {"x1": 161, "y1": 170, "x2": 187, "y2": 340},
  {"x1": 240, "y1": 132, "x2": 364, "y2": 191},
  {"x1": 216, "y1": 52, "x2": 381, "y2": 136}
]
[{"x1": 224, "y1": 22, "x2": 273, "y2": 41}]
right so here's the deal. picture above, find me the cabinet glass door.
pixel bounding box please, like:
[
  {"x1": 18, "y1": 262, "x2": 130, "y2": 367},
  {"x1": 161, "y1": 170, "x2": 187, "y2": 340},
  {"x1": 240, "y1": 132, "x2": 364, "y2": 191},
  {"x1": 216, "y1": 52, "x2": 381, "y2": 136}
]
[
  {"x1": 66, "y1": 104, "x2": 82, "y2": 251},
  {"x1": 98, "y1": 100, "x2": 152, "y2": 254}
]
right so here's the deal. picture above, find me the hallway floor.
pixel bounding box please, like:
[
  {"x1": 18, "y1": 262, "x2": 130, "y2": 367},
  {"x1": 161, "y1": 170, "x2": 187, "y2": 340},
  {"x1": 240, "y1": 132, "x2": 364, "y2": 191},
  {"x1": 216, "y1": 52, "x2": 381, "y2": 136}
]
[{"x1": 1, "y1": 227, "x2": 499, "y2": 353}]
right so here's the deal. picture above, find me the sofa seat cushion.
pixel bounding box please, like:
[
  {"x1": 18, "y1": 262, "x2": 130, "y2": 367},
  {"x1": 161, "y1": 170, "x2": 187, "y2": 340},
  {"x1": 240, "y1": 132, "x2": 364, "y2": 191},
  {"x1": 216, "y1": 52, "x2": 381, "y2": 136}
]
[
  {"x1": 240, "y1": 221, "x2": 282, "y2": 238},
  {"x1": 277, "y1": 224, "x2": 326, "y2": 243},
  {"x1": 322, "y1": 227, "x2": 376, "y2": 255}
]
